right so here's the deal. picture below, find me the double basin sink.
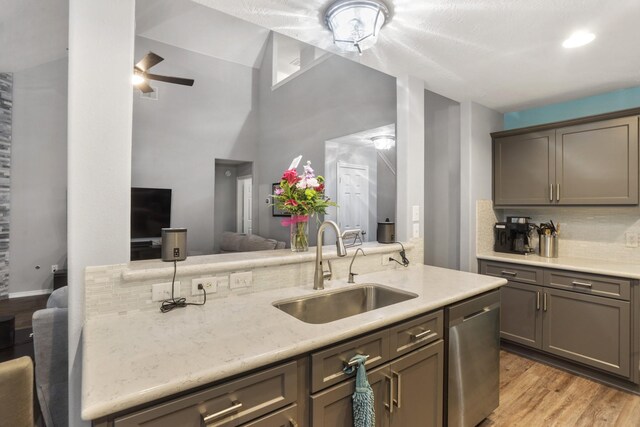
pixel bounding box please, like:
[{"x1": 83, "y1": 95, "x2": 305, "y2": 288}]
[{"x1": 273, "y1": 284, "x2": 418, "y2": 324}]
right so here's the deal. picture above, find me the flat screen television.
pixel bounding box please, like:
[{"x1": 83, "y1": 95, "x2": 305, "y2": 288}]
[{"x1": 131, "y1": 187, "x2": 172, "y2": 239}]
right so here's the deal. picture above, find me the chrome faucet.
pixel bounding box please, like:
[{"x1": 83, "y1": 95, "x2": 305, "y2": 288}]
[
  {"x1": 314, "y1": 220, "x2": 347, "y2": 290},
  {"x1": 348, "y1": 248, "x2": 367, "y2": 283}
]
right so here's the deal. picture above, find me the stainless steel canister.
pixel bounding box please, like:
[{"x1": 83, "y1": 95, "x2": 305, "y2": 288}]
[
  {"x1": 539, "y1": 234, "x2": 558, "y2": 258},
  {"x1": 377, "y1": 219, "x2": 395, "y2": 243}
]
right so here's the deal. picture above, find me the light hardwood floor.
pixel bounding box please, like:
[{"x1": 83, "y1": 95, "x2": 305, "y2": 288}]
[{"x1": 480, "y1": 351, "x2": 640, "y2": 427}]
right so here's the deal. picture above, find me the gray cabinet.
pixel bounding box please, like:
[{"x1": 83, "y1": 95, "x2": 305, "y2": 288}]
[
  {"x1": 493, "y1": 130, "x2": 555, "y2": 206},
  {"x1": 310, "y1": 311, "x2": 444, "y2": 427},
  {"x1": 492, "y1": 112, "x2": 640, "y2": 206},
  {"x1": 479, "y1": 259, "x2": 635, "y2": 381},
  {"x1": 499, "y1": 282, "x2": 543, "y2": 349},
  {"x1": 310, "y1": 340, "x2": 444, "y2": 427},
  {"x1": 542, "y1": 288, "x2": 630, "y2": 377}
]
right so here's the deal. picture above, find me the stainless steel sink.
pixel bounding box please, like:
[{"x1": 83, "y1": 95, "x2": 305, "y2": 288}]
[{"x1": 273, "y1": 284, "x2": 418, "y2": 324}]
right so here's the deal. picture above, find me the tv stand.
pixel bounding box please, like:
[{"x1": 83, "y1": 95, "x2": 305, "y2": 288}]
[{"x1": 130, "y1": 241, "x2": 161, "y2": 261}]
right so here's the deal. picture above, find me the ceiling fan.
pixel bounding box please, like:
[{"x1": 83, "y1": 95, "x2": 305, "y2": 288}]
[{"x1": 132, "y1": 52, "x2": 194, "y2": 93}]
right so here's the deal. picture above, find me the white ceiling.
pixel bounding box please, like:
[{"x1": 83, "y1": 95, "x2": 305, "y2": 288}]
[
  {"x1": 0, "y1": 0, "x2": 68, "y2": 72},
  {"x1": 192, "y1": 0, "x2": 640, "y2": 112},
  {"x1": 135, "y1": 0, "x2": 270, "y2": 69}
]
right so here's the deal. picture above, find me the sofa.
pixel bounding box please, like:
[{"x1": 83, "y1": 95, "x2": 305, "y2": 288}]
[
  {"x1": 219, "y1": 232, "x2": 286, "y2": 253},
  {"x1": 32, "y1": 286, "x2": 68, "y2": 427}
]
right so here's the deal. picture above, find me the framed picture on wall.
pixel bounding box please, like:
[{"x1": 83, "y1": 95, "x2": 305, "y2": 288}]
[{"x1": 272, "y1": 183, "x2": 291, "y2": 217}]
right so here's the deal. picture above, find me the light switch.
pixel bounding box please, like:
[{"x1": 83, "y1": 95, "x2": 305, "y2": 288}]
[
  {"x1": 412, "y1": 205, "x2": 420, "y2": 222},
  {"x1": 412, "y1": 223, "x2": 420, "y2": 238}
]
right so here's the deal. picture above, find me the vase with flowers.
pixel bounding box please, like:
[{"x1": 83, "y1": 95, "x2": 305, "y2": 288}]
[{"x1": 273, "y1": 159, "x2": 336, "y2": 252}]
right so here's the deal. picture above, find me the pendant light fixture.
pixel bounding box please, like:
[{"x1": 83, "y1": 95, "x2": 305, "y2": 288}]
[{"x1": 324, "y1": 0, "x2": 390, "y2": 54}]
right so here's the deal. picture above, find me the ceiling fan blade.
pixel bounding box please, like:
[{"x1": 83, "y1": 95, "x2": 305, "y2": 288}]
[
  {"x1": 146, "y1": 73, "x2": 194, "y2": 87},
  {"x1": 135, "y1": 52, "x2": 164, "y2": 72},
  {"x1": 137, "y1": 81, "x2": 154, "y2": 93}
]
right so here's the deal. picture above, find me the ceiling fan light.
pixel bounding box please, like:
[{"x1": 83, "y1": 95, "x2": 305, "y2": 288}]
[
  {"x1": 131, "y1": 73, "x2": 145, "y2": 85},
  {"x1": 325, "y1": 0, "x2": 389, "y2": 54}
]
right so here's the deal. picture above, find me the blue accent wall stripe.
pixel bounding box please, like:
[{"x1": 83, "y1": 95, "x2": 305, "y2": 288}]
[{"x1": 504, "y1": 86, "x2": 640, "y2": 130}]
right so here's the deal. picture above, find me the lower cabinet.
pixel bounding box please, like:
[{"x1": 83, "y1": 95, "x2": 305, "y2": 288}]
[
  {"x1": 310, "y1": 340, "x2": 444, "y2": 427},
  {"x1": 494, "y1": 261, "x2": 633, "y2": 380}
]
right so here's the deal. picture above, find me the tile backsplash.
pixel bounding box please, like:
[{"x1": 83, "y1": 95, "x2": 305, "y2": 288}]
[
  {"x1": 477, "y1": 199, "x2": 640, "y2": 262},
  {"x1": 85, "y1": 239, "x2": 424, "y2": 319}
]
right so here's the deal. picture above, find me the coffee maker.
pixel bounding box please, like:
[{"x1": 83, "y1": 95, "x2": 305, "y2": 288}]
[{"x1": 494, "y1": 216, "x2": 534, "y2": 254}]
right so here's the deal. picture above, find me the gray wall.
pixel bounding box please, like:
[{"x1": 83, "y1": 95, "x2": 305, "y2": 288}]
[
  {"x1": 424, "y1": 90, "x2": 460, "y2": 269},
  {"x1": 257, "y1": 34, "x2": 397, "y2": 245},
  {"x1": 213, "y1": 163, "x2": 238, "y2": 253},
  {"x1": 11, "y1": 58, "x2": 68, "y2": 295},
  {"x1": 132, "y1": 36, "x2": 259, "y2": 255}
]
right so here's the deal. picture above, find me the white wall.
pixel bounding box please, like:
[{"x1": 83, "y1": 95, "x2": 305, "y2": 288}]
[
  {"x1": 10, "y1": 57, "x2": 67, "y2": 296},
  {"x1": 396, "y1": 76, "x2": 424, "y2": 247},
  {"x1": 257, "y1": 34, "x2": 397, "y2": 245},
  {"x1": 132, "y1": 36, "x2": 259, "y2": 255},
  {"x1": 459, "y1": 101, "x2": 503, "y2": 272},
  {"x1": 68, "y1": 1, "x2": 135, "y2": 425},
  {"x1": 424, "y1": 90, "x2": 461, "y2": 269}
]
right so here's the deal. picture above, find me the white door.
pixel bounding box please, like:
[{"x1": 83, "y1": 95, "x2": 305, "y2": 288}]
[
  {"x1": 337, "y1": 162, "x2": 369, "y2": 241},
  {"x1": 236, "y1": 176, "x2": 252, "y2": 234}
]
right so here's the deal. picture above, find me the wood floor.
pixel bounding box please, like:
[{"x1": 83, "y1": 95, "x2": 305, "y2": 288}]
[
  {"x1": 0, "y1": 294, "x2": 48, "y2": 329},
  {"x1": 480, "y1": 351, "x2": 640, "y2": 427}
]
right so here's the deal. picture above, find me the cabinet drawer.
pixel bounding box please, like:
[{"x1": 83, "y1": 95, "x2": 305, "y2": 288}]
[
  {"x1": 544, "y1": 270, "x2": 630, "y2": 301},
  {"x1": 388, "y1": 310, "x2": 443, "y2": 358},
  {"x1": 481, "y1": 261, "x2": 542, "y2": 285},
  {"x1": 114, "y1": 361, "x2": 297, "y2": 427},
  {"x1": 310, "y1": 330, "x2": 389, "y2": 393},
  {"x1": 241, "y1": 404, "x2": 297, "y2": 427}
]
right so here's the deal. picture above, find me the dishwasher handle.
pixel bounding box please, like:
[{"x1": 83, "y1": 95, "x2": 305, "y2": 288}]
[{"x1": 449, "y1": 300, "x2": 500, "y2": 327}]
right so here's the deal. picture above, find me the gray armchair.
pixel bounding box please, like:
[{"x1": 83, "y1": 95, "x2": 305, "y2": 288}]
[{"x1": 32, "y1": 286, "x2": 68, "y2": 427}]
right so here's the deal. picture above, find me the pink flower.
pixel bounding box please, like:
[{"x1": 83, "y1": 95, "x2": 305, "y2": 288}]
[
  {"x1": 274, "y1": 187, "x2": 283, "y2": 196},
  {"x1": 282, "y1": 169, "x2": 299, "y2": 185},
  {"x1": 316, "y1": 183, "x2": 324, "y2": 192},
  {"x1": 285, "y1": 199, "x2": 298, "y2": 207}
]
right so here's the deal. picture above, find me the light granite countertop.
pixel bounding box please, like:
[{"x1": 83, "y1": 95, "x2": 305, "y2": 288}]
[
  {"x1": 82, "y1": 264, "x2": 505, "y2": 420},
  {"x1": 478, "y1": 252, "x2": 640, "y2": 279}
]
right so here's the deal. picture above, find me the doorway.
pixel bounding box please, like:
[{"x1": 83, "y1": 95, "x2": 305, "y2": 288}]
[
  {"x1": 213, "y1": 159, "x2": 253, "y2": 252},
  {"x1": 337, "y1": 162, "x2": 370, "y2": 237},
  {"x1": 236, "y1": 175, "x2": 252, "y2": 234}
]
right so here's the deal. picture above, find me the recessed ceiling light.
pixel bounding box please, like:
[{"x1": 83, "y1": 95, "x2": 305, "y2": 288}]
[{"x1": 562, "y1": 31, "x2": 596, "y2": 48}]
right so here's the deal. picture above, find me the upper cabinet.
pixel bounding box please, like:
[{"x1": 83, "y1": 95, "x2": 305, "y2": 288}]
[{"x1": 492, "y1": 109, "x2": 640, "y2": 207}]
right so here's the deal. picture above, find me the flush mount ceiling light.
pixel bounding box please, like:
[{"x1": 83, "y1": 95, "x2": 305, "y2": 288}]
[
  {"x1": 324, "y1": 0, "x2": 390, "y2": 54},
  {"x1": 562, "y1": 31, "x2": 596, "y2": 48},
  {"x1": 371, "y1": 135, "x2": 395, "y2": 150}
]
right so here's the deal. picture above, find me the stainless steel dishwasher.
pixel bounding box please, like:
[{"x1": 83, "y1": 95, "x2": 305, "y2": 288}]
[{"x1": 447, "y1": 290, "x2": 500, "y2": 427}]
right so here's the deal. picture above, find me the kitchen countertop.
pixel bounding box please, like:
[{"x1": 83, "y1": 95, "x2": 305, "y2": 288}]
[
  {"x1": 478, "y1": 252, "x2": 640, "y2": 279},
  {"x1": 82, "y1": 264, "x2": 506, "y2": 420}
]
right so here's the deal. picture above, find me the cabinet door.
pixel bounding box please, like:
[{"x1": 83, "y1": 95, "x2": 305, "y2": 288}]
[
  {"x1": 310, "y1": 365, "x2": 389, "y2": 427},
  {"x1": 542, "y1": 288, "x2": 631, "y2": 378},
  {"x1": 388, "y1": 340, "x2": 443, "y2": 427},
  {"x1": 555, "y1": 116, "x2": 639, "y2": 205},
  {"x1": 493, "y1": 130, "x2": 555, "y2": 206},
  {"x1": 500, "y1": 282, "x2": 543, "y2": 349}
]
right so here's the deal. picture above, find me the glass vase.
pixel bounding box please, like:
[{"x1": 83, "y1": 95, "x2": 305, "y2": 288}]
[{"x1": 290, "y1": 215, "x2": 309, "y2": 252}]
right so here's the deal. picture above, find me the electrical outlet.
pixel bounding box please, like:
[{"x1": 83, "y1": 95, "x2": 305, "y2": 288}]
[
  {"x1": 191, "y1": 276, "x2": 228, "y2": 295},
  {"x1": 412, "y1": 205, "x2": 420, "y2": 222},
  {"x1": 152, "y1": 281, "x2": 181, "y2": 301},
  {"x1": 382, "y1": 254, "x2": 391, "y2": 266},
  {"x1": 625, "y1": 232, "x2": 638, "y2": 248},
  {"x1": 412, "y1": 223, "x2": 420, "y2": 238},
  {"x1": 51, "y1": 264, "x2": 58, "y2": 273},
  {"x1": 229, "y1": 271, "x2": 253, "y2": 289}
]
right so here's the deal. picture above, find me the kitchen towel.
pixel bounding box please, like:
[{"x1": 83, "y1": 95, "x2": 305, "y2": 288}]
[{"x1": 343, "y1": 355, "x2": 375, "y2": 427}]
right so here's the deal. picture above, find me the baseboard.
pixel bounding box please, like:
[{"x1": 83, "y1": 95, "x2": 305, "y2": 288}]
[{"x1": 9, "y1": 289, "x2": 52, "y2": 299}]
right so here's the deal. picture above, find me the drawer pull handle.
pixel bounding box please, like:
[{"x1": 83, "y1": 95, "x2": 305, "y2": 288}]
[
  {"x1": 410, "y1": 329, "x2": 432, "y2": 341},
  {"x1": 572, "y1": 280, "x2": 593, "y2": 288},
  {"x1": 384, "y1": 374, "x2": 394, "y2": 414},
  {"x1": 501, "y1": 270, "x2": 517, "y2": 276},
  {"x1": 202, "y1": 401, "x2": 243, "y2": 424},
  {"x1": 392, "y1": 370, "x2": 402, "y2": 408},
  {"x1": 289, "y1": 419, "x2": 299, "y2": 427},
  {"x1": 344, "y1": 354, "x2": 370, "y2": 368}
]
